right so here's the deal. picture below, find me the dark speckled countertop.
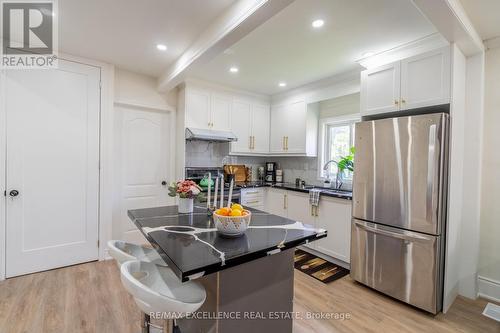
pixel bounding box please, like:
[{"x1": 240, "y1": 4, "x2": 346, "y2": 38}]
[
  {"x1": 128, "y1": 205, "x2": 327, "y2": 281},
  {"x1": 236, "y1": 182, "x2": 353, "y2": 200}
]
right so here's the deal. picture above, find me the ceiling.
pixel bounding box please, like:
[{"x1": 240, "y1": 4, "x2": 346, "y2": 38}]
[
  {"x1": 58, "y1": 0, "x2": 235, "y2": 76},
  {"x1": 188, "y1": 0, "x2": 437, "y2": 95},
  {"x1": 460, "y1": 0, "x2": 500, "y2": 40}
]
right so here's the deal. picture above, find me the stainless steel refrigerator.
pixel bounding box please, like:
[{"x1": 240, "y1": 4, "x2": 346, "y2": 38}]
[{"x1": 350, "y1": 112, "x2": 449, "y2": 314}]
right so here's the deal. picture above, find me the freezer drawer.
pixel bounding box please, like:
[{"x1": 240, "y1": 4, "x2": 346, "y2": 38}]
[{"x1": 350, "y1": 219, "x2": 442, "y2": 313}]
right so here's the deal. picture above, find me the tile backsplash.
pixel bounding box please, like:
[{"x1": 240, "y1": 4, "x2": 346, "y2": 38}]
[{"x1": 185, "y1": 141, "x2": 326, "y2": 186}]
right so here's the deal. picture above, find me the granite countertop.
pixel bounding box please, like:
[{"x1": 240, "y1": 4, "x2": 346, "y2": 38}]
[
  {"x1": 237, "y1": 182, "x2": 353, "y2": 200},
  {"x1": 128, "y1": 205, "x2": 327, "y2": 282}
]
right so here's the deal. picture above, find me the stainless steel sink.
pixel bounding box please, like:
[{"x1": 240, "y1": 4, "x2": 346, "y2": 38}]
[
  {"x1": 300, "y1": 185, "x2": 352, "y2": 196},
  {"x1": 320, "y1": 189, "x2": 352, "y2": 196}
]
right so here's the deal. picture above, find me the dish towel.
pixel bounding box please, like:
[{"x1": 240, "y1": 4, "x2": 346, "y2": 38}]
[
  {"x1": 309, "y1": 188, "x2": 321, "y2": 206},
  {"x1": 309, "y1": 189, "x2": 322, "y2": 216}
]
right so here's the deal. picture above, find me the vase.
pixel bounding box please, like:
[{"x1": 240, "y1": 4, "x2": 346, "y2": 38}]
[{"x1": 178, "y1": 197, "x2": 194, "y2": 214}]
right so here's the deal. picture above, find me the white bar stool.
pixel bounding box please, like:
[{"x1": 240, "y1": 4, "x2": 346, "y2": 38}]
[
  {"x1": 120, "y1": 260, "x2": 206, "y2": 333},
  {"x1": 107, "y1": 240, "x2": 167, "y2": 267}
]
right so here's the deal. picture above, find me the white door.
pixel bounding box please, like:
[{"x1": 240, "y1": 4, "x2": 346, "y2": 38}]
[
  {"x1": 185, "y1": 88, "x2": 210, "y2": 130},
  {"x1": 265, "y1": 188, "x2": 287, "y2": 218},
  {"x1": 230, "y1": 100, "x2": 252, "y2": 153},
  {"x1": 251, "y1": 103, "x2": 270, "y2": 153},
  {"x1": 116, "y1": 105, "x2": 173, "y2": 244},
  {"x1": 269, "y1": 104, "x2": 287, "y2": 153},
  {"x1": 5, "y1": 60, "x2": 100, "y2": 277},
  {"x1": 400, "y1": 47, "x2": 451, "y2": 110},
  {"x1": 360, "y1": 62, "x2": 401, "y2": 116},
  {"x1": 210, "y1": 93, "x2": 232, "y2": 131},
  {"x1": 315, "y1": 197, "x2": 352, "y2": 263},
  {"x1": 284, "y1": 101, "x2": 307, "y2": 154}
]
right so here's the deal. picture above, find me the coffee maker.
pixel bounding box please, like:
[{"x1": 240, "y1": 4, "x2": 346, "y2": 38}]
[{"x1": 265, "y1": 162, "x2": 277, "y2": 183}]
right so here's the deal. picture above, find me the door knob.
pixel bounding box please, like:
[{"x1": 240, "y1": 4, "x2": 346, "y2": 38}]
[
  {"x1": 161, "y1": 181, "x2": 167, "y2": 186},
  {"x1": 9, "y1": 190, "x2": 19, "y2": 197}
]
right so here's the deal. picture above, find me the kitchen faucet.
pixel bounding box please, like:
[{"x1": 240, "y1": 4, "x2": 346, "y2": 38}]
[{"x1": 323, "y1": 160, "x2": 343, "y2": 189}]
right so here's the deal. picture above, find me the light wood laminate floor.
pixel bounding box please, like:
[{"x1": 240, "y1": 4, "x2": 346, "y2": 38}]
[{"x1": 0, "y1": 260, "x2": 498, "y2": 333}]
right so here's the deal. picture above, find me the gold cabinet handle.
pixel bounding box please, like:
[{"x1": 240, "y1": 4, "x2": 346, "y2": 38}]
[
  {"x1": 394, "y1": 100, "x2": 399, "y2": 105},
  {"x1": 311, "y1": 205, "x2": 314, "y2": 216},
  {"x1": 315, "y1": 206, "x2": 319, "y2": 217},
  {"x1": 246, "y1": 200, "x2": 261, "y2": 204},
  {"x1": 285, "y1": 136, "x2": 289, "y2": 151},
  {"x1": 249, "y1": 136, "x2": 252, "y2": 149},
  {"x1": 283, "y1": 194, "x2": 287, "y2": 209},
  {"x1": 401, "y1": 99, "x2": 406, "y2": 104}
]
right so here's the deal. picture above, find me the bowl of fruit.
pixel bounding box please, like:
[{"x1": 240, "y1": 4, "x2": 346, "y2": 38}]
[{"x1": 213, "y1": 203, "x2": 252, "y2": 237}]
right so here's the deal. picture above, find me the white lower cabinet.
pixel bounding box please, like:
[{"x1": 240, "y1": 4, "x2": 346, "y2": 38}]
[
  {"x1": 265, "y1": 188, "x2": 287, "y2": 218},
  {"x1": 315, "y1": 197, "x2": 352, "y2": 263},
  {"x1": 286, "y1": 192, "x2": 317, "y2": 251},
  {"x1": 241, "y1": 188, "x2": 265, "y2": 211},
  {"x1": 262, "y1": 188, "x2": 351, "y2": 263}
]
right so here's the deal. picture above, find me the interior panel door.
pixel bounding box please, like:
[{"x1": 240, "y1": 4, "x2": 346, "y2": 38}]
[
  {"x1": 116, "y1": 105, "x2": 173, "y2": 243},
  {"x1": 5, "y1": 60, "x2": 100, "y2": 277}
]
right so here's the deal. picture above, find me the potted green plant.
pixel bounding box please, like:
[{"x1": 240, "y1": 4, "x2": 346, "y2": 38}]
[{"x1": 335, "y1": 147, "x2": 355, "y2": 189}]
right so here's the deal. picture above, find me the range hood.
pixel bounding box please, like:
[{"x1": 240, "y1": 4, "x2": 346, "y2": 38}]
[{"x1": 185, "y1": 127, "x2": 238, "y2": 142}]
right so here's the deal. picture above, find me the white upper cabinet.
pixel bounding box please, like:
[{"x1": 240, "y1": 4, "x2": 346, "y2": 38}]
[
  {"x1": 251, "y1": 103, "x2": 270, "y2": 154},
  {"x1": 210, "y1": 93, "x2": 232, "y2": 131},
  {"x1": 400, "y1": 48, "x2": 451, "y2": 110},
  {"x1": 285, "y1": 101, "x2": 308, "y2": 154},
  {"x1": 361, "y1": 62, "x2": 401, "y2": 116},
  {"x1": 270, "y1": 100, "x2": 318, "y2": 156},
  {"x1": 270, "y1": 104, "x2": 288, "y2": 153},
  {"x1": 230, "y1": 99, "x2": 270, "y2": 155},
  {"x1": 185, "y1": 88, "x2": 211, "y2": 129},
  {"x1": 361, "y1": 46, "x2": 451, "y2": 117},
  {"x1": 231, "y1": 99, "x2": 252, "y2": 153},
  {"x1": 184, "y1": 87, "x2": 233, "y2": 131}
]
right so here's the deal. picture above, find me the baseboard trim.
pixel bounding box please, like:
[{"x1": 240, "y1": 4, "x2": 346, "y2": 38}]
[{"x1": 478, "y1": 275, "x2": 500, "y2": 303}]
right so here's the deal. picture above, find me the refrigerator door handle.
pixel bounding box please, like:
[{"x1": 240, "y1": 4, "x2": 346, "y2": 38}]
[
  {"x1": 353, "y1": 220, "x2": 435, "y2": 242},
  {"x1": 427, "y1": 124, "x2": 437, "y2": 223}
]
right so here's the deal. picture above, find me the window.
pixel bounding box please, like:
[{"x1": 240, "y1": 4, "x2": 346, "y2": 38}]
[{"x1": 318, "y1": 115, "x2": 359, "y2": 180}]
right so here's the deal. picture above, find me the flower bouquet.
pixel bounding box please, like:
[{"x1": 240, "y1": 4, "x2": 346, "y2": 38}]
[{"x1": 168, "y1": 180, "x2": 203, "y2": 213}]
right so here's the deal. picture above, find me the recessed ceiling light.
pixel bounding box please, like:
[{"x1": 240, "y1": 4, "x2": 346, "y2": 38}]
[
  {"x1": 156, "y1": 44, "x2": 167, "y2": 51},
  {"x1": 312, "y1": 19, "x2": 324, "y2": 28},
  {"x1": 362, "y1": 51, "x2": 375, "y2": 58},
  {"x1": 279, "y1": 82, "x2": 287, "y2": 87},
  {"x1": 229, "y1": 66, "x2": 239, "y2": 73}
]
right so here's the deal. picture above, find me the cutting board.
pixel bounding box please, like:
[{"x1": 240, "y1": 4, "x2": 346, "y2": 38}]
[{"x1": 224, "y1": 164, "x2": 247, "y2": 182}]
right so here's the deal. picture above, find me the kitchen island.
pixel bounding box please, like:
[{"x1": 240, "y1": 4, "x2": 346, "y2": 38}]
[{"x1": 128, "y1": 205, "x2": 327, "y2": 333}]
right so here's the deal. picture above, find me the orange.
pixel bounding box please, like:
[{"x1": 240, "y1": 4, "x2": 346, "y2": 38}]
[
  {"x1": 216, "y1": 207, "x2": 231, "y2": 216},
  {"x1": 231, "y1": 203, "x2": 244, "y2": 211},
  {"x1": 229, "y1": 209, "x2": 242, "y2": 217}
]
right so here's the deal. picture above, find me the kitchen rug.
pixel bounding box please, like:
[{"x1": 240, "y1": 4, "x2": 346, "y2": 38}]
[{"x1": 294, "y1": 249, "x2": 349, "y2": 284}]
